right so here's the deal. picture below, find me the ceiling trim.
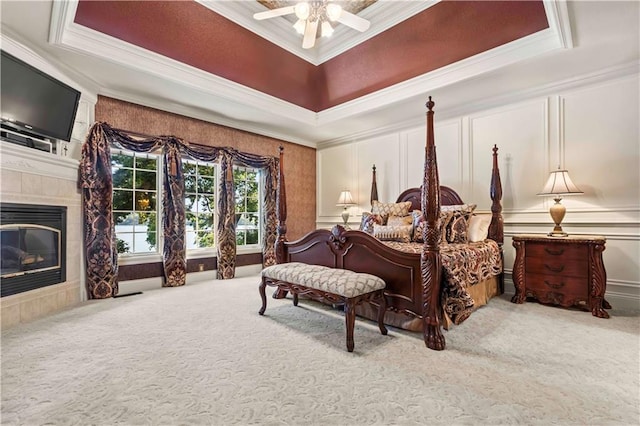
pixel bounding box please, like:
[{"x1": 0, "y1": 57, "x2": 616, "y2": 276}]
[
  {"x1": 197, "y1": 0, "x2": 439, "y2": 66},
  {"x1": 48, "y1": 0, "x2": 572, "y2": 148}
]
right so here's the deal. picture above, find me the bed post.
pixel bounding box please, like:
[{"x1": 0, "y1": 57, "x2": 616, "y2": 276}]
[
  {"x1": 488, "y1": 144, "x2": 504, "y2": 294},
  {"x1": 421, "y1": 97, "x2": 445, "y2": 351},
  {"x1": 488, "y1": 144, "x2": 504, "y2": 246},
  {"x1": 275, "y1": 146, "x2": 287, "y2": 264},
  {"x1": 370, "y1": 164, "x2": 379, "y2": 207}
]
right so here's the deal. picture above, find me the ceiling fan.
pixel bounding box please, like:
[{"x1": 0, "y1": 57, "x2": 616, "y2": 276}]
[{"x1": 253, "y1": 1, "x2": 371, "y2": 49}]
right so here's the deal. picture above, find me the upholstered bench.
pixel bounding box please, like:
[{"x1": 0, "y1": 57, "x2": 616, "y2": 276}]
[{"x1": 259, "y1": 262, "x2": 388, "y2": 352}]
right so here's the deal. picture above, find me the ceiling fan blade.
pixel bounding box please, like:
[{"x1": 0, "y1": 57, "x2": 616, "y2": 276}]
[
  {"x1": 253, "y1": 6, "x2": 295, "y2": 20},
  {"x1": 302, "y1": 19, "x2": 319, "y2": 49},
  {"x1": 337, "y1": 10, "x2": 371, "y2": 32}
]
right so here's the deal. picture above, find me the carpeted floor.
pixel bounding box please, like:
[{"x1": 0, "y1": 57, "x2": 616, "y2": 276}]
[{"x1": 2, "y1": 274, "x2": 639, "y2": 425}]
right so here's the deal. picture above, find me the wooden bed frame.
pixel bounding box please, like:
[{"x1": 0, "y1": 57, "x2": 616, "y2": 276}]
[{"x1": 274, "y1": 97, "x2": 504, "y2": 350}]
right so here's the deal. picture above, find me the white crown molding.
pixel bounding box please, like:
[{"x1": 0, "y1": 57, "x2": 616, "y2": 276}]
[
  {"x1": 98, "y1": 87, "x2": 317, "y2": 148},
  {"x1": 198, "y1": 0, "x2": 438, "y2": 66},
  {"x1": 46, "y1": 0, "x2": 582, "y2": 148}
]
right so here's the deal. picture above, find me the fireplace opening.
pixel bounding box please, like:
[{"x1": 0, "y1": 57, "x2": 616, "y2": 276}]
[{"x1": 0, "y1": 203, "x2": 66, "y2": 297}]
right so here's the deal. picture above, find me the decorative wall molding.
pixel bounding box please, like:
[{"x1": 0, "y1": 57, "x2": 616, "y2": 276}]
[{"x1": 0, "y1": 142, "x2": 79, "y2": 181}]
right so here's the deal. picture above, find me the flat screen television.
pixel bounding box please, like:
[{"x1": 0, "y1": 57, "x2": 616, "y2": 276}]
[{"x1": 1, "y1": 50, "x2": 81, "y2": 142}]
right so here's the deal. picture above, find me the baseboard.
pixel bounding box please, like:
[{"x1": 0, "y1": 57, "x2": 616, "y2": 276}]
[{"x1": 119, "y1": 264, "x2": 263, "y2": 294}]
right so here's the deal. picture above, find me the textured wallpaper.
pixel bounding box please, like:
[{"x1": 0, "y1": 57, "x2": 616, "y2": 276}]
[{"x1": 95, "y1": 96, "x2": 316, "y2": 240}]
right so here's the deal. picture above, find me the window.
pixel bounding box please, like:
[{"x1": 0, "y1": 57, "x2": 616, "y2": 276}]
[
  {"x1": 112, "y1": 150, "x2": 159, "y2": 255},
  {"x1": 183, "y1": 159, "x2": 216, "y2": 250},
  {"x1": 234, "y1": 165, "x2": 261, "y2": 247}
]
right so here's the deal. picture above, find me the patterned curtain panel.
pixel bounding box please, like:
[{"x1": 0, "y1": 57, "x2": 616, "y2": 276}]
[
  {"x1": 162, "y1": 138, "x2": 187, "y2": 286},
  {"x1": 233, "y1": 150, "x2": 279, "y2": 267},
  {"x1": 79, "y1": 123, "x2": 119, "y2": 299},
  {"x1": 262, "y1": 159, "x2": 279, "y2": 267},
  {"x1": 217, "y1": 152, "x2": 236, "y2": 279}
]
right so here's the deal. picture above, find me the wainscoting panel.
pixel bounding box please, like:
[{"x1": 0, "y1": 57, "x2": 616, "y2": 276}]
[
  {"x1": 317, "y1": 143, "x2": 356, "y2": 220},
  {"x1": 561, "y1": 74, "x2": 639, "y2": 212},
  {"x1": 355, "y1": 133, "x2": 401, "y2": 212},
  {"x1": 469, "y1": 99, "x2": 549, "y2": 212}
]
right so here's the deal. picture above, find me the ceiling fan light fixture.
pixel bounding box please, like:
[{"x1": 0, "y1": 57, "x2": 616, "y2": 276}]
[
  {"x1": 321, "y1": 21, "x2": 334, "y2": 37},
  {"x1": 294, "y1": 2, "x2": 310, "y2": 20},
  {"x1": 326, "y1": 3, "x2": 342, "y2": 22},
  {"x1": 293, "y1": 19, "x2": 306, "y2": 35}
]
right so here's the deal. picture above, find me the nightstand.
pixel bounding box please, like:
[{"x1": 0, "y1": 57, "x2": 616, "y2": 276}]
[{"x1": 511, "y1": 234, "x2": 611, "y2": 318}]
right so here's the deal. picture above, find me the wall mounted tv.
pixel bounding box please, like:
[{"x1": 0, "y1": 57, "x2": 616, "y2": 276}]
[{"x1": 1, "y1": 50, "x2": 81, "y2": 142}]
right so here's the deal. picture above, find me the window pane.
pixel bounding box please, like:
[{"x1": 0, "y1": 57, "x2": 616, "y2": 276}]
[
  {"x1": 183, "y1": 162, "x2": 197, "y2": 176},
  {"x1": 246, "y1": 229, "x2": 259, "y2": 245},
  {"x1": 135, "y1": 171, "x2": 157, "y2": 190},
  {"x1": 113, "y1": 190, "x2": 133, "y2": 211},
  {"x1": 185, "y1": 194, "x2": 198, "y2": 212},
  {"x1": 236, "y1": 231, "x2": 246, "y2": 245},
  {"x1": 115, "y1": 233, "x2": 132, "y2": 254},
  {"x1": 198, "y1": 195, "x2": 215, "y2": 213},
  {"x1": 184, "y1": 174, "x2": 197, "y2": 193},
  {"x1": 135, "y1": 156, "x2": 157, "y2": 171},
  {"x1": 198, "y1": 213, "x2": 214, "y2": 231},
  {"x1": 197, "y1": 231, "x2": 215, "y2": 248},
  {"x1": 198, "y1": 176, "x2": 215, "y2": 194},
  {"x1": 135, "y1": 192, "x2": 156, "y2": 211},
  {"x1": 132, "y1": 231, "x2": 155, "y2": 253},
  {"x1": 111, "y1": 153, "x2": 133, "y2": 168},
  {"x1": 112, "y1": 168, "x2": 133, "y2": 189},
  {"x1": 186, "y1": 212, "x2": 197, "y2": 230},
  {"x1": 198, "y1": 164, "x2": 215, "y2": 177},
  {"x1": 185, "y1": 231, "x2": 198, "y2": 250},
  {"x1": 113, "y1": 212, "x2": 131, "y2": 226}
]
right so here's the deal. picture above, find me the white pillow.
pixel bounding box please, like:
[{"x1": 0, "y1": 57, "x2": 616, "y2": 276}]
[{"x1": 468, "y1": 214, "x2": 491, "y2": 242}]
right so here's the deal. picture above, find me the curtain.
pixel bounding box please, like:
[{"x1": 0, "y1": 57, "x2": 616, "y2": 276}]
[
  {"x1": 79, "y1": 123, "x2": 119, "y2": 298},
  {"x1": 162, "y1": 138, "x2": 186, "y2": 286},
  {"x1": 80, "y1": 122, "x2": 280, "y2": 291},
  {"x1": 216, "y1": 151, "x2": 236, "y2": 279}
]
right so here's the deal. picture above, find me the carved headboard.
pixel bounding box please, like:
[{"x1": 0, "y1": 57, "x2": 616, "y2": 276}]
[{"x1": 395, "y1": 186, "x2": 465, "y2": 211}]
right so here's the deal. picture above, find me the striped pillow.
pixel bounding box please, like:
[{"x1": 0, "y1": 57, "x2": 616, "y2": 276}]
[{"x1": 373, "y1": 224, "x2": 412, "y2": 243}]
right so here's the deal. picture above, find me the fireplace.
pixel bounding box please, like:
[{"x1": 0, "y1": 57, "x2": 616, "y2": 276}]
[{"x1": 1, "y1": 203, "x2": 67, "y2": 297}]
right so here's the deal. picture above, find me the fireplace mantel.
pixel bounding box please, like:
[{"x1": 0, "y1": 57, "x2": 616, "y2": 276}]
[{"x1": 0, "y1": 141, "x2": 80, "y2": 181}]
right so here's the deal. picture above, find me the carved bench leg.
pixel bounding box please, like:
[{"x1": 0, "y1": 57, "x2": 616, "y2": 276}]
[
  {"x1": 292, "y1": 292, "x2": 299, "y2": 307},
  {"x1": 377, "y1": 291, "x2": 388, "y2": 336},
  {"x1": 259, "y1": 277, "x2": 268, "y2": 315},
  {"x1": 344, "y1": 298, "x2": 356, "y2": 352}
]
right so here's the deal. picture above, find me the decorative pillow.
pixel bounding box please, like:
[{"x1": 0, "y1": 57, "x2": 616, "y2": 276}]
[
  {"x1": 411, "y1": 210, "x2": 453, "y2": 244},
  {"x1": 441, "y1": 204, "x2": 477, "y2": 213},
  {"x1": 387, "y1": 215, "x2": 413, "y2": 227},
  {"x1": 373, "y1": 224, "x2": 412, "y2": 243},
  {"x1": 371, "y1": 201, "x2": 412, "y2": 218},
  {"x1": 359, "y1": 212, "x2": 386, "y2": 235},
  {"x1": 468, "y1": 214, "x2": 491, "y2": 242},
  {"x1": 444, "y1": 204, "x2": 476, "y2": 244}
]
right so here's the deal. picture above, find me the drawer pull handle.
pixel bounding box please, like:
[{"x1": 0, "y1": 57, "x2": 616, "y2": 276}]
[
  {"x1": 544, "y1": 280, "x2": 565, "y2": 289},
  {"x1": 544, "y1": 247, "x2": 564, "y2": 256},
  {"x1": 544, "y1": 264, "x2": 564, "y2": 273}
]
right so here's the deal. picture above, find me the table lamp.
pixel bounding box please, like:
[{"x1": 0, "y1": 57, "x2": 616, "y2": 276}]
[
  {"x1": 336, "y1": 190, "x2": 356, "y2": 228},
  {"x1": 538, "y1": 168, "x2": 583, "y2": 237}
]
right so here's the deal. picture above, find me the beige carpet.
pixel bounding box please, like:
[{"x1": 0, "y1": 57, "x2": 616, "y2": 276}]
[{"x1": 2, "y1": 274, "x2": 639, "y2": 425}]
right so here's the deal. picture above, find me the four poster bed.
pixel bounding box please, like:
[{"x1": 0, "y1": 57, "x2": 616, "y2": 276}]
[{"x1": 273, "y1": 97, "x2": 504, "y2": 350}]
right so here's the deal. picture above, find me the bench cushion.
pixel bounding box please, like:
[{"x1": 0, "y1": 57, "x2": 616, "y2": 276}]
[{"x1": 262, "y1": 262, "x2": 385, "y2": 298}]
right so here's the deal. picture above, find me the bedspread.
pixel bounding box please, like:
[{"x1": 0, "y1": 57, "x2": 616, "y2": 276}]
[{"x1": 381, "y1": 240, "x2": 503, "y2": 324}]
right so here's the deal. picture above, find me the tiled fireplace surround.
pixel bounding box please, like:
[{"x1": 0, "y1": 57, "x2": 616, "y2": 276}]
[{"x1": 1, "y1": 142, "x2": 84, "y2": 329}]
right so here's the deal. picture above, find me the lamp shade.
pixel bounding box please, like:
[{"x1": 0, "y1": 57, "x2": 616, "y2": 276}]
[
  {"x1": 538, "y1": 169, "x2": 583, "y2": 196},
  {"x1": 336, "y1": 190, "x2": 355, "y2": 206}
]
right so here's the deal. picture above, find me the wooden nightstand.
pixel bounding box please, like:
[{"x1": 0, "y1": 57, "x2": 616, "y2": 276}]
[{"x1": 511, "y1": 234, "x2": 611, "y2": 318}]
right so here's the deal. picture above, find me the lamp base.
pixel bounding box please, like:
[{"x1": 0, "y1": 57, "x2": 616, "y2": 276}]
[
  {"x1": 341, "y1": 208, "x2": 350, "y2": 230},
  {"x1": 548, "y1": 197, "x2": 568, "y2": 237}
]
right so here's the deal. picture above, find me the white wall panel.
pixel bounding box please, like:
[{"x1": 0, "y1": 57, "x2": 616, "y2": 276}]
[
  {"x1": 317, "y1": 144, "x2": 355, "y2": 219},
  {"x1": 355, "y1": 134, "x2": 401, "y2": 211},
  {"x1": 561, "y1": 75, "x2": 640, "y2": 213},
  {"x1": 470, "y1": 100, "x2": 548, "y2": 212}
]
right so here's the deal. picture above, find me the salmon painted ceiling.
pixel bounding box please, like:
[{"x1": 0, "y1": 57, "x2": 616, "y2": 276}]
[{"x1": 74, "y1": 0, "x2": 548, "y2": 112}]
